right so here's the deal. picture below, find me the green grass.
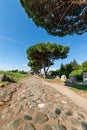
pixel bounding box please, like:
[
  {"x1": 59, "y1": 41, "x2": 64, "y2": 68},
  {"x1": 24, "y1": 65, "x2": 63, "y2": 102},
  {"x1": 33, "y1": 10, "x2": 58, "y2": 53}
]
[
  {"x1": 68, "y1": 84, "x2": 87, "y2": 93},
  {"x1": 0, "y1": 70, "x2": 28, "y2": 82}
]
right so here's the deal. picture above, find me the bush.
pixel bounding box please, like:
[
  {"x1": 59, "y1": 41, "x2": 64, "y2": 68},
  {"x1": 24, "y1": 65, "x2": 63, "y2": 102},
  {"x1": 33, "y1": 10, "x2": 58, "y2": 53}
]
[
  {"x1": 70, "y1": 69, "x2": 83, "y2": 81},
  {"x1": 50, "y1": 70, "x2": 60, "y2": 76},
  {"x1": 82, "y1": 61, "x2": 87, "y2": 71}
]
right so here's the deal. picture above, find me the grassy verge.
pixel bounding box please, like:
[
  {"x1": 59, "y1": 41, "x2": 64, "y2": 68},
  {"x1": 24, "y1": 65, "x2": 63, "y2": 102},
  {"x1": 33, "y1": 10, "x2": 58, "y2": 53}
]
[
  {"x1": 69, "y1": 84, "x2": 87, "y2": 93},
  {"x1": 45, "y1": 78, "x2": 63, "y2": 84},
  {"x1": 0, "y1": 70, "x2": 28, "y2": 87}
]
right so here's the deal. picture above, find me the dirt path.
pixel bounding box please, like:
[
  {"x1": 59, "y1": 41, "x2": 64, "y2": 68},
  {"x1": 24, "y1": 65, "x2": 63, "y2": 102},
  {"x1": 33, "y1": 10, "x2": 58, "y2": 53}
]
[{"x1": 43, "y1": 80, "x2": 87, "y2": 113}]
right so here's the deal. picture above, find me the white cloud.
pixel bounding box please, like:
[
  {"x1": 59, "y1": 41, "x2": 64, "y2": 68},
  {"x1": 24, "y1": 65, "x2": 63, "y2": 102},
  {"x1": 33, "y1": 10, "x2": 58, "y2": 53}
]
[
  {"x1": 22, "y1": 63, "x2": 28, "y2": 67},
  {"x1": 0, "y1": 36, "x2": 17, "y2": 43}
]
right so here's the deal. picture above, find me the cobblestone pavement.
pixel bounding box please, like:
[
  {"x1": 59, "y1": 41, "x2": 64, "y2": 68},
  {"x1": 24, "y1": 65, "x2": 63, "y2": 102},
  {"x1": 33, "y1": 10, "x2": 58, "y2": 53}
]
[{"x1": 0, "y1": 76, "x2": 87, "y2": 130}]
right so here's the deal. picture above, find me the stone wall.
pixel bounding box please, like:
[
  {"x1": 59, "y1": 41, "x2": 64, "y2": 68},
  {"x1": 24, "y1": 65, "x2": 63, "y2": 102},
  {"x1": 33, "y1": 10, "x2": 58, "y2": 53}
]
[
  {"x1": 0, "y1": 74, "x2": 15, "y2": 82},
  {"x1": 69, "y1": 75, "x2": 77, "y2": 84},
  {"x1": 83, "y1": 72, "x2": 87, "y2": 85}
]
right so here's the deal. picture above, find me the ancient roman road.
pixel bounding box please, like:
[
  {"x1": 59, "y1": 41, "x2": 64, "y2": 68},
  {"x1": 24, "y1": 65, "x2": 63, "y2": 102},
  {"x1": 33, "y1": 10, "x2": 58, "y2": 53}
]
[
  {"x1": 0, "y1": 76, "x2": 87, "y2": 130},
  {"x1": 43, "y1": 80, "x2": 87, "y2": 113}
]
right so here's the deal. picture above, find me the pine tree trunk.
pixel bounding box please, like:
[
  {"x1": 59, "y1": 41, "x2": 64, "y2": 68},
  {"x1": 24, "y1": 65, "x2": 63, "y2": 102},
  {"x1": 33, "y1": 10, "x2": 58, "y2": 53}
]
[
  {"x1": 43, "y1": 57, "x2": 47, "y2": 79},
  {"x1": 44, "y1": 71, "x2": 47, "y2": 79}
]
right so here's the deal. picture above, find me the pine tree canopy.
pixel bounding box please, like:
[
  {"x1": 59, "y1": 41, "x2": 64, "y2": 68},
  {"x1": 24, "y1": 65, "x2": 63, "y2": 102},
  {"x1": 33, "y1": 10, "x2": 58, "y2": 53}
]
[{"x1": 20, "y1": 0, "x2": 87, "y2": 36}]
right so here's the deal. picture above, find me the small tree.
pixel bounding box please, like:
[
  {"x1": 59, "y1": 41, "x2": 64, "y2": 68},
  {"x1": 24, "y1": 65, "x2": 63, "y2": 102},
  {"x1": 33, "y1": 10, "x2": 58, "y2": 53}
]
[
  {"x1": 51, "y1": 59, "x2": 80, "y2": 78},
  {"x1": 70, "y1": 69, "x2": 83, "y2": 81},
  {"x1": 26, "y1": 42, "x2": 69, "y2": 78},
  {"x1": 70, "y1": 59, "x2": 80, "y2": 70}
]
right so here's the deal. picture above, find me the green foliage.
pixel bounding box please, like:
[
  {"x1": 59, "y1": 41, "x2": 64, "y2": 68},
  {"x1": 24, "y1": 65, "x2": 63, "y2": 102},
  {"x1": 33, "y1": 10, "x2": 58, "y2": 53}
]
[
  {"x1": 20, "y1": 0, "x2": 87, "y2": 36},
  {"x1": 70, "y1": 84, "x2": 87, "y2": 92},
  {"x1": 51, "y1": 59, "x2": 80, "y2": 78},
  {"x1": 60, "y1": 63, "x2": 73, "y2": 78},
  {"x1": 51, "y1": 70, "x2": 60, "y2": 76},
  {"x1": 26, "y1": 42, "x2": 69, "y2": 77},
  {"x1": 0, "y1": 70, "x2": 27, "y2": 81},
  {"x1": 28, "y1": 60, "x2": 42, "y2": 74},
  {"x1": 82, "y1": 61, "x2": 87, "y2": 71},
  {"x1": 55, "y1": 63, "x2": 72, "y2": 78},
  {"x1": 70, "y1": 59, "x2": 80, "y2": 70},
  {"x1": 70, "y1": 69, "x2": 83, "y2": 80}
]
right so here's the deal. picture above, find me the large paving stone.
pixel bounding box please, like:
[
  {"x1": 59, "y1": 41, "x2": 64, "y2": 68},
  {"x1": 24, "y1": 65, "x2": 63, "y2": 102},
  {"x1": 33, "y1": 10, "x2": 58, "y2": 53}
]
[
  {"x1": 55, "y1": 108, "x2": 61, "y2": 115},
  {"x1": 34, "y1": 113, "x2": 49, "y2": 123},
  {"x1": 0, "y1": 101, "x2": 4, "y2": 106},
  {"x1": 81, "y1": 121, "x2": 87, "y2": 130},
  {"x1": 0, "y1": 92, "x2": 6, "y2": 101},
  {"x1": 41, "y1": 124, "x2": 52, "y2": 130},
  {"x1": 2, "y1": 122, "x2": 13, "y2": 130},
  {"x1": 2, "y1": 108, "x2": 9, "y2": 114},
  {"x1": 50, "y1": 108, "x2": 61, "y2": 119},
  {"x1": 12, "y1": 118, "x2": 23, "y2": 128},
  {"x1": 2, "y1": 112, "x2": 12, "y2": 120},
  {"x1": 64, "y1": 109, "x2": 73, "y2": 116},
  {"x1": 71, "y1": 127, "x2": 78, "y2": 130},
  {"x1": 2, "y1": 119, "x2": 23, "y2": 130},
  {"x1": 24, "y1": 115, "x2": 32, "y2": 120},
  {"x1": 77, "y1": 113, "x2": 85, "y2": 120},
  {"x1": 54, "y1": 124, "x2": 67, "y2": 130},
  {"x1": 24, "y1": 123, "x2": 36, "y2": 130},
  {"x1": 70, "y1": 118, "x2": 80, "y2": 126}
]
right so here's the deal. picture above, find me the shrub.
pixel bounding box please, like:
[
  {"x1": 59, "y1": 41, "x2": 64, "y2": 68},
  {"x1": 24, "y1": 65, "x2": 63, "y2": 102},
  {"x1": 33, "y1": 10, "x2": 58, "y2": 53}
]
[
  {"x1": 82, "y1": 61, "x2": 87, "y2": 72},
  {"x1": 70, "y1": 69, "x2": 83, "y2": 81},
  {"x1": 50, "y1": 70, "x2": 60, "y2": 76}
]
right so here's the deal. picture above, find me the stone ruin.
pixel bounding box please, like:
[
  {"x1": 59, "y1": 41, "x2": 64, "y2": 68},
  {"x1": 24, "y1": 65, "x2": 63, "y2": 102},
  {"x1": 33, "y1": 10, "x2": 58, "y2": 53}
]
[
  {"x1": 69, "y1": 75, "x2": 77, "y2": 84},
  {"x1": 83, "y1": 72, "x2": 87, "y2": 85},
  {"x1": 0, "y1": 74, "x2": 15, "y2": 82},
  {"x1": 61, "y1": 75, "x2": 67, "y2": 82},
  {"x1": 66, "y1": 72, "x2": 87, "y2": 86},
  {"x1": 64, "y1": 75, "x2": 77, "y2": 86}
]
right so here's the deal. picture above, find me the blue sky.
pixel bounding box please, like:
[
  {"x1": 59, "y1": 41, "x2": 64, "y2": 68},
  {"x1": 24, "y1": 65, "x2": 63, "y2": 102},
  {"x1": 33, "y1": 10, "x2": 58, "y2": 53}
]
[{"x1": 0, "y1": 0, "x2": 87, "y2": 71}]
